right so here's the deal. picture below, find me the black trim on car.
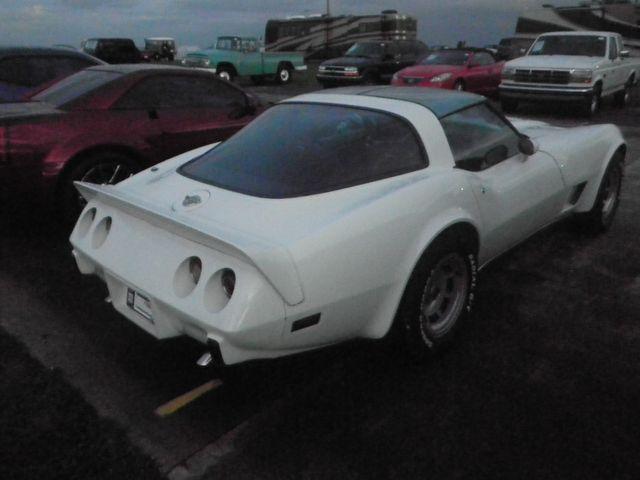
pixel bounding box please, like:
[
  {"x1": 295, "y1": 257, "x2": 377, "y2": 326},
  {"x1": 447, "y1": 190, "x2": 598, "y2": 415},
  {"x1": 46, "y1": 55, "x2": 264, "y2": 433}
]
[{"x1": 291, "y1": 314, "x2": 321, "y2": 332}]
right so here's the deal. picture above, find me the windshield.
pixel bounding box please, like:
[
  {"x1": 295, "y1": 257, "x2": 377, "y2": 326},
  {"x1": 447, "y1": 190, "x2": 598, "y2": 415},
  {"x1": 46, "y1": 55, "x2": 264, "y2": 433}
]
[
  {"x1": 420, "y1": 51, "x2": 470, "y2": 66},
  {"x1": 529, "y1": 35, "x2": 607, "y2": 57},
  {"x1": 32, "y1": 69, "x2": 122, "y2": 107},
  {"x1": 216, "y1": 38, "x2": 241, "y2": 50},
  {"x1": 346, "y1": 42, "x2": 385, "y2": 58},
  {"x1": 179, "y1": 103, "x2": 426, "y2": 198}
]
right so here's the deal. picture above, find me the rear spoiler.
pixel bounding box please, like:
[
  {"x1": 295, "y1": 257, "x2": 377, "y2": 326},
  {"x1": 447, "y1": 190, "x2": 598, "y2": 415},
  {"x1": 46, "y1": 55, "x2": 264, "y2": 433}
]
[{"x1": 74, "y1": 182, "x2": 305, "y2": 306}]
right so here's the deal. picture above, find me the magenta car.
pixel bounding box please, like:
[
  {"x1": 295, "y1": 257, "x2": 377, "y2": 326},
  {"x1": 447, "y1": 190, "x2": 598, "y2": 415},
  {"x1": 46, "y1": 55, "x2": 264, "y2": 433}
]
[
  {"x1": 391, "y1": 49, "x2": 504, "y2": 96},
  {"x1": 0, "y1": 64, "x2": 261, "y2": 218}
]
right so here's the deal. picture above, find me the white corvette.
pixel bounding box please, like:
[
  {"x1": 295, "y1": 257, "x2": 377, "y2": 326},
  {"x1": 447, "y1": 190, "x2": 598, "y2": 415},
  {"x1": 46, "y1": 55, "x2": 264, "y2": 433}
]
[{"x1": 70, "y1": 87, "x2": 625, "y2": 366}]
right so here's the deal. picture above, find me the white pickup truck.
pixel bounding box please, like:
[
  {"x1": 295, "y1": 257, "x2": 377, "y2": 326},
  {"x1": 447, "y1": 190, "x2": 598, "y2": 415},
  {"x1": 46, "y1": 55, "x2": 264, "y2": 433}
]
[{"x1": 499, "y1": 31, "x2": 640, "y2": 116}]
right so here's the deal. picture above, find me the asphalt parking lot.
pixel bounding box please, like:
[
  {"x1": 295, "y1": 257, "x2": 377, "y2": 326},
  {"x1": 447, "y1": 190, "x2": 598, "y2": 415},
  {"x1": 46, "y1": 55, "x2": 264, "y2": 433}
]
[{"x1": 2, "y1": 78, "x2": 640, "y2": 479}]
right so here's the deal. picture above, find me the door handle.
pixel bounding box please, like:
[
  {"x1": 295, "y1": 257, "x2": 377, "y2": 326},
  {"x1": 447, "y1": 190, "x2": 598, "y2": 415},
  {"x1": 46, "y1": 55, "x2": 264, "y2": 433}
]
[{"x1": 148, "y1": 109, "x2": 159, "y2": 120}]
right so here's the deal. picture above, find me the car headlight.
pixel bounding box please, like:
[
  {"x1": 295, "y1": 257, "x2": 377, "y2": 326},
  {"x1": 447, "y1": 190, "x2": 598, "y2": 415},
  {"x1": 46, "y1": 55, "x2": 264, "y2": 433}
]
[
  {"x1": 570, "y1": 68, "x2": 592, "y2": 83},
  {"x1": 318, "y1": 65, "x2": 327, "y2": 72},
  {"x1": 501, "y1": 66, "x2": 516, "y2": 80},
  {"x1": 430, "y1": 72, "x2": 452, "y2": 83},
  {"x1": 203, "y1": 59, "x2": 211, "y2": 67}
]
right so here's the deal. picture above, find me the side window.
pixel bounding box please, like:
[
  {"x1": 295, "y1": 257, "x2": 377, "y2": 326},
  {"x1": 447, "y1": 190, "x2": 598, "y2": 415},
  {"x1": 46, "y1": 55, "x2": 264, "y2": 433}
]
[
  {"x1": 441, "y1": 104, "x2": 520, "y2": 171},
  {"x1": 609, "y1": 37, "x2": 618, "y2": 59},
  {"x1": 475, "y1": 53, "x2": 495, "y2": 65},
  {"x1": 115, "y1": 75, "x2": 246, "y2": 110}
]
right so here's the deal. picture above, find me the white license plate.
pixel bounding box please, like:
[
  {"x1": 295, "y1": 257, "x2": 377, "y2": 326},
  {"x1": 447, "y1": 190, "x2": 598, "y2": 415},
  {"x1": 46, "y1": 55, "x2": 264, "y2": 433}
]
[{"x1": 126, "y1": 288, "x2": 154, "y2": 323}]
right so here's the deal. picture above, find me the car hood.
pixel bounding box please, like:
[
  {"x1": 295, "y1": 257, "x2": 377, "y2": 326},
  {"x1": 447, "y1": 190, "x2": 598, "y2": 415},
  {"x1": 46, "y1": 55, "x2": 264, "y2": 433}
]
[
  {"x1": 397, "y1": 65, "x2": 464, "y2": 78},
  {"x1": 0, "y1": 101, "x2": 63, "y2": 122},
  {"x1": 506, "y1": 55, "x2": 603, "y2": 70},
  {"x1": 321, "y1": 56, "x2": 376, "y2": 68}
]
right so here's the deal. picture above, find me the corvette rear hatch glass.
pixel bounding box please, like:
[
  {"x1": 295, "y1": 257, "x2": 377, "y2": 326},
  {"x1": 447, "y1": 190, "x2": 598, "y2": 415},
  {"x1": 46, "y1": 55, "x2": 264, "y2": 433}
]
[{"x1": 179, "y1": 103, "x2": 426, "y2": 198}]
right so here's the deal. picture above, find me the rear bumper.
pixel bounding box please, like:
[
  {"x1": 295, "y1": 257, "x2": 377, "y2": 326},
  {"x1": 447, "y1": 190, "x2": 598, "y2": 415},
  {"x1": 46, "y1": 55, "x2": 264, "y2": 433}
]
[
  {"x1": 499, "y1": 83, "x2": 594, "y2": 102},
  {"x1": 69, "y1": 198, "x2": 290, "y2": 366}
]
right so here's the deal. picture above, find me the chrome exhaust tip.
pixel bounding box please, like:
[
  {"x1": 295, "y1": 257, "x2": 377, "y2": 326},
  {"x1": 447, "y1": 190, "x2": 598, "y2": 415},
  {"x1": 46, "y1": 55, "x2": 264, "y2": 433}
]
[{"x1": 196, "y1": 352, "x2": 213, "y2": 367}]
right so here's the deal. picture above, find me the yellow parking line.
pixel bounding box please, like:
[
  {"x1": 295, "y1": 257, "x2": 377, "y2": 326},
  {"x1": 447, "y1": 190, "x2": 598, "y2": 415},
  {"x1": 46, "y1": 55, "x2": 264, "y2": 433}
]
[{"x1": 155, "y1": 379, "x2": 223, "y2": 417}]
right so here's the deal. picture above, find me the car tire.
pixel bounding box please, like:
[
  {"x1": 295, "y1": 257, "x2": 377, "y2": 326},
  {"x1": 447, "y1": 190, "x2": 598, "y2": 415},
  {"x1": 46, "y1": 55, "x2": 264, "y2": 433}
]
[
  {"x1": 501, "y1": 98, "x2": 518, "y2": 114},
  {"x1": 361, "y1": 70, "x2": 377, "y2": 86},
  {"x1": 583, "y1": 85, "x2": 601, "y2": 117},
  {"x1": 276, "y1": 65, "x2": 292, "y2": 85},
  {"x1": 614, "y1": 81, "x2": 632, "y2": 108},
  {"x1": 395, "y1": 234, "x2": 476, "y2": 361},
  {"x1": 58, "y1": 152, "x2": 140, "y2": 223},
  {"x1": 217, "y1": 67, "x2": 234, "y2": 82},
  {"x1": 575, "y1": 153, "x2": 624, "y2": 234},
  {"x1": 453, "y1": 80, "x2": 465, "y2": 91}
]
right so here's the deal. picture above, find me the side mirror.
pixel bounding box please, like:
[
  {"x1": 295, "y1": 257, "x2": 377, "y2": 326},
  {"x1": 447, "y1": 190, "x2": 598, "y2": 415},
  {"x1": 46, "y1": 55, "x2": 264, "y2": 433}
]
[
  {"x1": 620, "y1": 50, "x2": 630, "y2": 58},
  {"x1": 518, "y1": 136, "x2": 538, "y2": 156}
]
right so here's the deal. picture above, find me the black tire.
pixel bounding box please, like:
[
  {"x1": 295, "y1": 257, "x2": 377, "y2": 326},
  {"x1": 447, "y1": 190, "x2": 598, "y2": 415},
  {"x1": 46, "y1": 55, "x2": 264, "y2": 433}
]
[
  {"x1": 217, "y1": 67, "x2": 234, "y2": 82},
  {"x1": 582, "y1": 85, "x2": 601, "y2": 117},
  {"x1": 58, "y1": 152, "x2": 140, "y2": 223},
  {"x1": 361, "y1": 70, "x2": 377, "y2": 86},
  {"x1": 276, "y1": 64, "x2": 292, "y2": 85},
  {"x1": 575, "y1": 153, "x2": 624, "y2": 234},
  {"x1": 453, "y1": 79, "x2": 465, "y2": 91},
  {"x1": 614, "y1": 81, "x2": 632, "y2": 108},
  {"x1": 395, "y1": 234, "x2": 477, "y2": 361},
  {"x1": 501, "y1": 98, "x2": 518, "y2": 114}
]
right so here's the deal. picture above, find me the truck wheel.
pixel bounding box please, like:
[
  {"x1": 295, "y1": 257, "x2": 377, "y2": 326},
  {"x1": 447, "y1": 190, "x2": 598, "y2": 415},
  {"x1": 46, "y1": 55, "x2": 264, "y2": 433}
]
[
  {"x1": 276, "y1": 65, "x2": 292, "y2": 84},
  {"x1": 361, "y1": 70, "x2": 376, "y2": 86},
  {"x1": 582, "y1": 85, "x2": 601, "y2": 117},
  {"x1": 395, "y1": 233, "x2": 476, "y2": 361},
  {"x1": 501, "y1": 98, "x2": 518, "y2": 114},
  {"x1": 217, "y1": 67, "x2": 234, "y2": 82},
  {"x1": 614, "y1": 81, "x2": 632, "y2": 108}
]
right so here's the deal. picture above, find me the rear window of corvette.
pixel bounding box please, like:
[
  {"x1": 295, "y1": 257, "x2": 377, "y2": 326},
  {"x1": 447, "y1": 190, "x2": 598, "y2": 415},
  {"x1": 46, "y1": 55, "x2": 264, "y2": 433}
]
[{"x1": 179, "y1": 103, "x2": 427, "y2": 198}]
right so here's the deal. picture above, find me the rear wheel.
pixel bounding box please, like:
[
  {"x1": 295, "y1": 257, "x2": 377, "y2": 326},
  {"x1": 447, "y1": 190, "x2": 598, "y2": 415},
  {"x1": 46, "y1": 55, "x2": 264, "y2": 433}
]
[
  {"x1": 395, "y1": 234, "x2": 476, "y2": 361},
  {"x1": 453, "y1": 80, "x2": 465, "y2": 91},
  {"x1": 59, "y1": 152, "x2": 139, "y2": 223},
  {"x1": 217, "y1": 67, "x2": 234, "y2": 82},
  {"x1": 575, "y1": 154, "x2": 624, "y2": 234},
  {"x1": 614, "y1": 80, "x2": 632, "y2": 108},
  {"x1": 276, "y1": 64, "x2": 292, "y2": 84}
]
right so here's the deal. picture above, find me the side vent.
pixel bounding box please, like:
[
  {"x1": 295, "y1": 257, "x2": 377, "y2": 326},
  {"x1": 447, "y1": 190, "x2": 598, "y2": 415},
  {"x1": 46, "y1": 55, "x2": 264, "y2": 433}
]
[
  {"x1": 291, "y1": 314, "x2": 321, "y2": 332},
  {"x1": 569, "y1": 181, "x2": 587, "y2": 205}
]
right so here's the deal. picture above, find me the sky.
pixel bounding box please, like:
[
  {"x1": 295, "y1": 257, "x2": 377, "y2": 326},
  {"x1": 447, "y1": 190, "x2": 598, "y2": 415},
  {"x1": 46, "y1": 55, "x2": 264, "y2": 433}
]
[{"x1": 1, "y1": 0, "x2": 580, "y2": 50}]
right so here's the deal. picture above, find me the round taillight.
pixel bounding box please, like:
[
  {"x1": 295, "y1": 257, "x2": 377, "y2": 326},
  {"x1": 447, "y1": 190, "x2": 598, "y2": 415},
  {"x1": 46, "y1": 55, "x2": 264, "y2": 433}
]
[
  {"x1": 221, "y1": 269, "x2": 235, "y2": 298},
  {"x1": 189, "y1": 257, "x2": 202, "y2": 285}
]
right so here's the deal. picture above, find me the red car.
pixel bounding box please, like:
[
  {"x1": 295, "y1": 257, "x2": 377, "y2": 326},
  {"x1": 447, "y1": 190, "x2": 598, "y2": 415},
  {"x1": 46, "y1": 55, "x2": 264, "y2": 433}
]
[
  {"x1": 0, "y1": 64, "x2": 260, "y2": 218},
  {"x1": 391, "y1": 49, "x2": 504, "y2": 96}
]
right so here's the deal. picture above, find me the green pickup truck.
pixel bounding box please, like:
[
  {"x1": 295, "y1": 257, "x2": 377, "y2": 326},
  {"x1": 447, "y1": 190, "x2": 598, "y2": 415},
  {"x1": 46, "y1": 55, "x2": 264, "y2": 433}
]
[{"x1": 184, "y1": 36, "x2": 307, "y2": 84}]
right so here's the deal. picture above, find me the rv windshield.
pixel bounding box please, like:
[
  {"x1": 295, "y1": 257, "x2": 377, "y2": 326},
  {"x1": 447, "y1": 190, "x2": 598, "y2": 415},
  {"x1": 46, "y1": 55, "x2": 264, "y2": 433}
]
[{"x1": 529, "y1": 35, "x2": 607, "y2": 57}]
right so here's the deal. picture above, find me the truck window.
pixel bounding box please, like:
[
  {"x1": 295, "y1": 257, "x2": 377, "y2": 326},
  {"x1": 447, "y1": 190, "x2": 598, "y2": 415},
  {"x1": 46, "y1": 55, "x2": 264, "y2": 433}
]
[
  {"x1": 529, "y1": 35, "x2": 606, "y2": 57},
  {"x1": 609, "y1": 38, "x2": 618, "y2": 60}
]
